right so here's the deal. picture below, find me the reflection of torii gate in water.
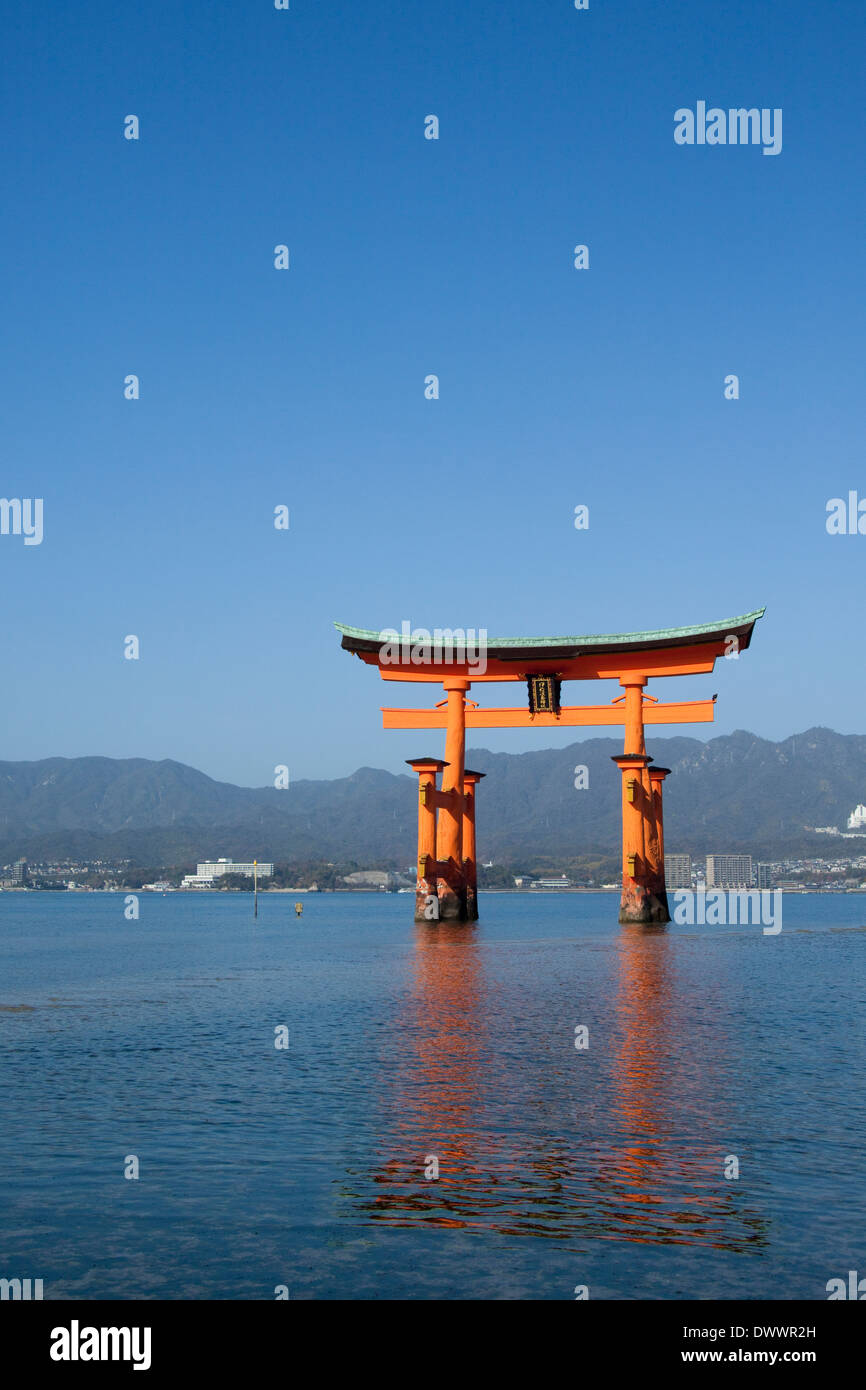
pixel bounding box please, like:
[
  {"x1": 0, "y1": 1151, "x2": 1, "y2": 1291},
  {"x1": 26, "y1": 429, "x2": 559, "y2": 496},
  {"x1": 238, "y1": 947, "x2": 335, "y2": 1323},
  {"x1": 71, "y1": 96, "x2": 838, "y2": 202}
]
[{"x1": 335, "y1": 609, "x2": 764, "y2": 925}]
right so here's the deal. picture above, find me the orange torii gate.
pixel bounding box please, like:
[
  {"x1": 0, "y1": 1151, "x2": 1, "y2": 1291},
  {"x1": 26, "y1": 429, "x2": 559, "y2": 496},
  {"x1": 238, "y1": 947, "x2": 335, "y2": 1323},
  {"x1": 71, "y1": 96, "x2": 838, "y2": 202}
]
[{"x1": 335, "y1": 610, "x2": 764, "y2": 925}]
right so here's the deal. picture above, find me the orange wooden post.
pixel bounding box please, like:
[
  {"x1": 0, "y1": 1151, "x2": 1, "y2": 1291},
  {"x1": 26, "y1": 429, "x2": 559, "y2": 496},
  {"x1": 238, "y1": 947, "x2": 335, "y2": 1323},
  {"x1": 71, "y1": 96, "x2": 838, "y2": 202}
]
[
  {"x1": 462, "y1": 769, "x2": 485, "y2": 921},
  {"x1": 618, "y1": 677, "x2": 666, "y2": 923},
  {"x1": 611, "y1": 752, "x2": 654, "y2": 921},
  {"x1": 436, "y1": 678, "x2": 470, "y2": 920},
  {"x1": 406, "y1": 757, "x2": 447, "y2": 923},
  {"x1": 622, "y1": 679, "x2": 653, "y2": 819},
  {"x1": 648, "y1": 765, "x2": 671, "y2": 919},
  {"x1": 622, "y1": 679, "x2": 647, "y2": 756}
]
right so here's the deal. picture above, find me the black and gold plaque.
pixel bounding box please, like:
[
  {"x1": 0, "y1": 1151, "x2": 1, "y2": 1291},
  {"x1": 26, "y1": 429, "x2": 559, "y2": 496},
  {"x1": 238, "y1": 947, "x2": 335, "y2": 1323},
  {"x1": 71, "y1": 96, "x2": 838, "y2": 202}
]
[{"x1": 527, "y1": 674, "x2": 561, "y2": 715}]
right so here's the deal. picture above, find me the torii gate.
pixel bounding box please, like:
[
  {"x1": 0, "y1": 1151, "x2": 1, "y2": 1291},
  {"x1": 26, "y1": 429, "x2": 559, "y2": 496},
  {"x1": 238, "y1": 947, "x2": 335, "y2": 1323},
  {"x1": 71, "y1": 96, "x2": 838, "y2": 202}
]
[{"x1": 335, "y1": 609, "x2": 764, "y2": 925}]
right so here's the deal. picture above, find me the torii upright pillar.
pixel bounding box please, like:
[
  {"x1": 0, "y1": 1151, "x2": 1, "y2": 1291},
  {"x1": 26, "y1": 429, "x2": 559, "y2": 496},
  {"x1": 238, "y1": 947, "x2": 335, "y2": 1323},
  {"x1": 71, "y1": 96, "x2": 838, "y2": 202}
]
[
  {"x1": 436, "y1": 678, "x2": 470, "y2": 920},
  {"x1": 406, "y1": 757, "x2": 448, "y2": 923},
  {"x1": 613, "y1": 677, "x2": 669, "y2": 924},
  {"x1": 648, "y1": 765, "x2": 672, "y2": 919},
  {"x1": 462, "y1": 769, "x2": 485, "y2": 922}
]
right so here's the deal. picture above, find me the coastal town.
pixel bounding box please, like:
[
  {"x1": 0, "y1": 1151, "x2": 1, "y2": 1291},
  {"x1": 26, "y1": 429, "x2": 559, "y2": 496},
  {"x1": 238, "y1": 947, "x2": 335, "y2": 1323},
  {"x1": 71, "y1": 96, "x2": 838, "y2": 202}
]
[{"x1": 5, "y1": 844, "x2": 866, "y2": 894}]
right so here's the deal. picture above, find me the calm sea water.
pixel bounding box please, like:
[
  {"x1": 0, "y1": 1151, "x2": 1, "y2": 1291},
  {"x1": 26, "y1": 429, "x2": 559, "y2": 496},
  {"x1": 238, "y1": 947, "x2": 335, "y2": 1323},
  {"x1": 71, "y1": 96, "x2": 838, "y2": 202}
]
[{"x1": 0, "y1": 891, "x2": 864, "y2": 1300}]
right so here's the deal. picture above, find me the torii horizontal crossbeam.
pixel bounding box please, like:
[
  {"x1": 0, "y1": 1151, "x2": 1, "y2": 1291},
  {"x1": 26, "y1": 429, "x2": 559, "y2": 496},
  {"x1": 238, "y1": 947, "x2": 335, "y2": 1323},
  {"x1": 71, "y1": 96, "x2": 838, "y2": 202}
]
[{"x1": 382, "y1": 698, "x2": 716, "y2": 730}]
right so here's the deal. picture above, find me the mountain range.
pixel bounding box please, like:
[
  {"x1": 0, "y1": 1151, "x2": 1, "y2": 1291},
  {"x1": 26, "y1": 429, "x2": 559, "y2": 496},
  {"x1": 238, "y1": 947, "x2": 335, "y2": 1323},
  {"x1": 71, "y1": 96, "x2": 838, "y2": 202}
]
[{"x1": 0, "y1": 728, "x2": 863, "y2": 867}]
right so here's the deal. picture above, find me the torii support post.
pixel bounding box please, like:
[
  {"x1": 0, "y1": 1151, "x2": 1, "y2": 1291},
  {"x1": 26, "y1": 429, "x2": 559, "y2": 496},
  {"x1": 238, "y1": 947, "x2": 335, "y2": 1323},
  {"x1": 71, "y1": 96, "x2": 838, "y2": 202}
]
[
  {"x1": 648, "y1": 765, "x2": 672, "y2": 919},
  {"x1": 612, "y1": 754, "x2": 656, "y2": 923},
  {"x1": 406, "y1": 758, "x2": 447, "y2": 923},
  {"x1": 436, "y1": 679, "x2": 470, "y2": 921},
  {"x1": 462, "y1": 770, "x2": 485, "y2": 921},
  {"x1": 616, "y1": 677, "x2": 668, "y2": 924}
]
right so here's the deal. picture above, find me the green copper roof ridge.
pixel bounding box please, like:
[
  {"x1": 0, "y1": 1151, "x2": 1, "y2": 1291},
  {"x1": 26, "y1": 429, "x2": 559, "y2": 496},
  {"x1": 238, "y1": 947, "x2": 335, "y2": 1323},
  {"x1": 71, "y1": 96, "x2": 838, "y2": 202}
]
[{"x1": 334, "y1": 608, "x2": 766, "y2": 647}]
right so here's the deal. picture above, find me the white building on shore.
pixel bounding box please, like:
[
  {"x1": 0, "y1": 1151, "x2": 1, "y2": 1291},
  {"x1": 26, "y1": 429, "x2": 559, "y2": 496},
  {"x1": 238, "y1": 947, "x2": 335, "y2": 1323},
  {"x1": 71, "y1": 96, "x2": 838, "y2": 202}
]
[{"x1": 182, "y1": 858, "x2": 274, "y2": 889}]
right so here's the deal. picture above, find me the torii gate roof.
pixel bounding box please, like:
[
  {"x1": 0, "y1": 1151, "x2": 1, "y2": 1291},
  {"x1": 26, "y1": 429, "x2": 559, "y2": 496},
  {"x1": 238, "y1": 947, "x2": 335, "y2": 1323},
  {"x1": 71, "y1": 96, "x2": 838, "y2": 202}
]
[{"x1": 335, "y1": 609, "x2": 765, "y2": 664}]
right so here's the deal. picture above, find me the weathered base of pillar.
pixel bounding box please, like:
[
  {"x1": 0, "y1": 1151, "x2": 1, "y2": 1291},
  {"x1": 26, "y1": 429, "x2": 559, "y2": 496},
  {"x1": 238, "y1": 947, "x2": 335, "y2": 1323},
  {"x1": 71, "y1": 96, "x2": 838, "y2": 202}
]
[
  {"x1": 618, "y1": 884, "x2": 670, "y2": 924},
  {"x1": 653, "y1": 889, "x2": 670, "y2": 924},
  {"x1": 414, "y1": 883, "x2": 476, "y2": 921},
  {"x1": 437, "y1": 882, "x2": 467, "y2": 921},
  {"x1": 414, "y1": 880, "x2": 440, "y2": 922}
]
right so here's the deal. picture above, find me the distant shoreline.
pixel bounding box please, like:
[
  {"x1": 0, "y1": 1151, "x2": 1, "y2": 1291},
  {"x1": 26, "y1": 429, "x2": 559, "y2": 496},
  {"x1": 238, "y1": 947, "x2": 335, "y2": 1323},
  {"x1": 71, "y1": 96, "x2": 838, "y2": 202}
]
[{"x1": 3, "y1": 886, "x2": 865, "y2": 897}]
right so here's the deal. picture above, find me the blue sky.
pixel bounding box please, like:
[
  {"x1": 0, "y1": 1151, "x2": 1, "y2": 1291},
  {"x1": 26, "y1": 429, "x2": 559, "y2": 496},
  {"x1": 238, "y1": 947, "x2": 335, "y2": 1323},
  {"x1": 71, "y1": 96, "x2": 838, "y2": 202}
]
[{"x1": 2, "y1": 0, "x2": 864, "y2": 784}]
